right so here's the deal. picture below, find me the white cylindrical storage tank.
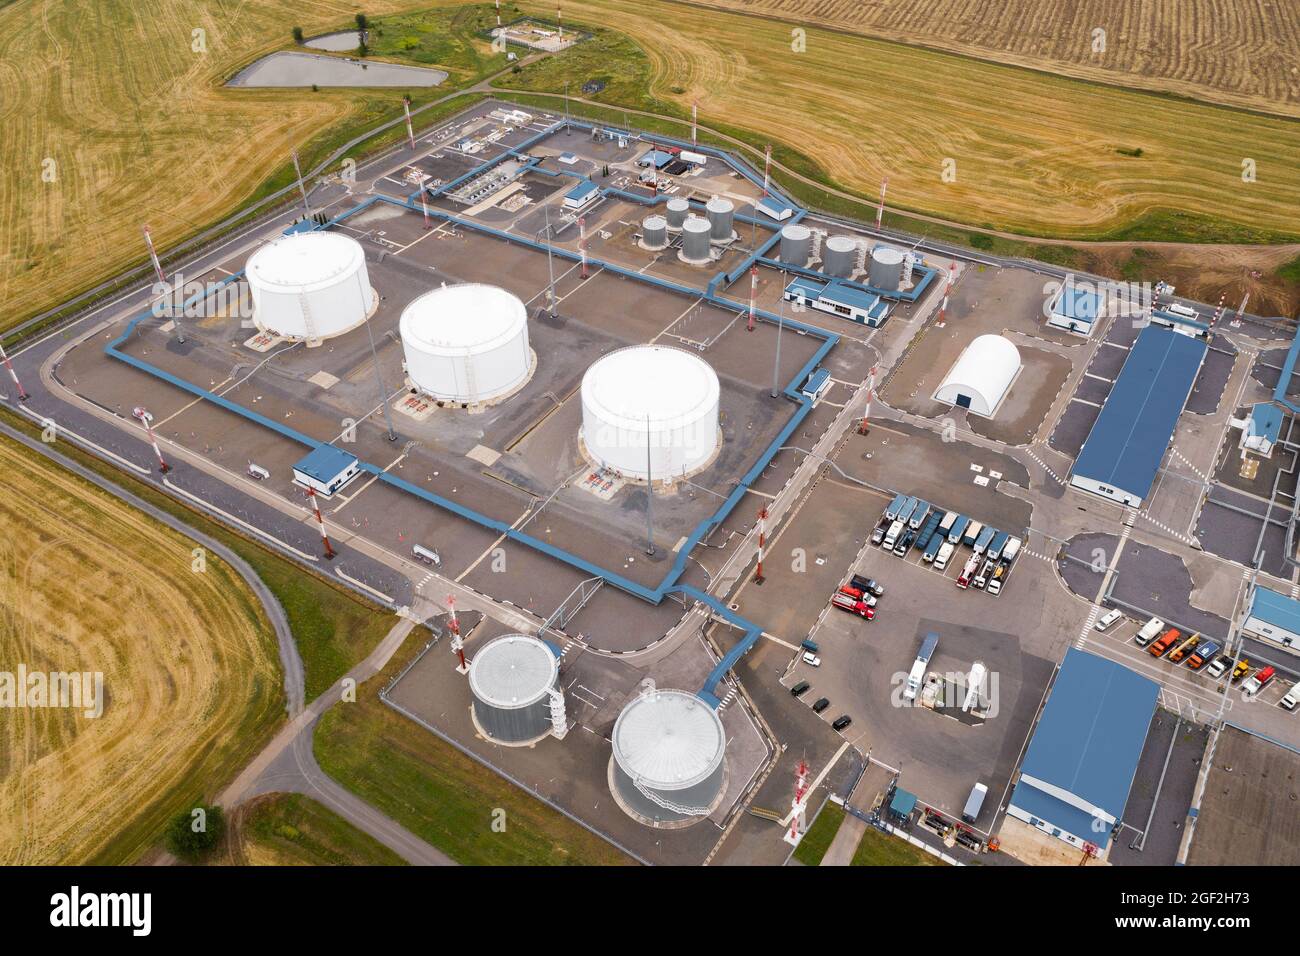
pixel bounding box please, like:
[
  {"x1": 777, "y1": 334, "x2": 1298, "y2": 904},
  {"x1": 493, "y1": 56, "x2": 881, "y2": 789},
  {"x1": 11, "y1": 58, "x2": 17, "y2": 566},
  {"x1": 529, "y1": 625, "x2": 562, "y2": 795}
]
[
  {"x1": 400, "y1": 284, "x2": 534, "y2": 405},
  {"x1": 822, "y1": 235, "x2": 857, "y2": 277},
  {"x1": 779, "y1": 224, "x2": 811, "y2": 265},
  {"x1": 870, "y1": 245, "x2": 905, "y2": 291},
  {"x1": 665, "y1": 196, "x2": 690, "y2": 229},
  {"x1": 679, "y1": 216, "x2": 712, "y2": 264},
  {"x1": 468, "y1": 634, "x2": 561, "y2": 745},
  {"x1": 246, "y1": 232, "x2": 375, "y2": 342},
  {"x1": 641, "y1": 215, "x2": 669, "y2": 251},
  {"x1": 609, "y1": 686, "x2": 727, "y2": 827},
  {"x1": 581, "y1": 345, "x2": 720, "y2": 481},
  {"x1": 705, "y1": 196, "x2": 735, "y2": 241}
]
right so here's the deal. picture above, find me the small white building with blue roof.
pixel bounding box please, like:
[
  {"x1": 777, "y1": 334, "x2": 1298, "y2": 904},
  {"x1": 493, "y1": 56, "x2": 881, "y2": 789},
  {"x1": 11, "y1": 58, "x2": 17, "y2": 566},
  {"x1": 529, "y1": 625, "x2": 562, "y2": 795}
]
[
  {"x1": 1243, "y1": 585, "x2": 1300, "y2": 655},
  {"x1": 1047, "y1": 277, "x2": 1104, "y2": 337},
  {"x1": 292, "y1": 444, "x2": 361, "y2": 497},
  {"x1": 1006, "y1": 649, "x2": 1159, "y2": 854}
]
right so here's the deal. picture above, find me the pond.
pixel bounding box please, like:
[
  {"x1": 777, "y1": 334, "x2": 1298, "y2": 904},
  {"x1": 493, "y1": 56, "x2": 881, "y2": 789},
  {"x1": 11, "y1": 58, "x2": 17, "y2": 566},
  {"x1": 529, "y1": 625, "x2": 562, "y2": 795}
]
[
  {"x1": 228, "y1": 51, "x2": 447, "y2": 88},
  {"x1": 304, "y1": 31, "x2": 364, "y2": 52}
]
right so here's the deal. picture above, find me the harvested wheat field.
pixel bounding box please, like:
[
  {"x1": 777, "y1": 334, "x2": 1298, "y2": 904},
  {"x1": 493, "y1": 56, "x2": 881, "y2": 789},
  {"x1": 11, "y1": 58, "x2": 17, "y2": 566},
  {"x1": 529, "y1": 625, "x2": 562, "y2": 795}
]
[
  {"x1": 0, "y1": 0, "x2": 436, "y2": 327},
  {"x1": 527, "y1": 0, "x2": 1300, "y2": 241},
  {"x1": 0, "y1": 436, "x2": 283, "y2": 864},
  {"x1": 685, "y1": 0, "x2": 1300, "y2": 119}
]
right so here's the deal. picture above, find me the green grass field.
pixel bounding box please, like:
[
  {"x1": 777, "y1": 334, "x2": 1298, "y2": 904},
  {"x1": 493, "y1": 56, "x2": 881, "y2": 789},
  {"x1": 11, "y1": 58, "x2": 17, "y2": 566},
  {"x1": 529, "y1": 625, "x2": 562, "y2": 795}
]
[
  {"x1": 230, "y1": 793, "x2": 408, "y2": 865},
  {"x1": 850, "y1": 826, "x2": 943, "y2": 866},
  {"x1": 791, "y1": 802, "x2": 845, "y2": 865}
]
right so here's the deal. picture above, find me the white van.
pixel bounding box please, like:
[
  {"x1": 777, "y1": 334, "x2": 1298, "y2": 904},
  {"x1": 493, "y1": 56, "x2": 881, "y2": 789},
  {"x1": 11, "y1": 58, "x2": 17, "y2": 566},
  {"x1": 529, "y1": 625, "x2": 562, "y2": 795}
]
[
  {"x1": 247, "y1": 463, "x2": 271, "y2": 480},
  {"x1": 961, "y1": 782, "x2": 988, "y2": 824},
  {"x1": 1134, "y1": 617, "x2": 1165, "y2": 646},
  {"x1": 1280, "y1": 685, "x2": 1298, "y2": 712},
  {"x1": 1095, "y1": 608, "x2": 1123, "y2": 632},
  {"x1": 412, "y1": 544, "x2": 442, "y2": 566},
  {"x1": 802, "y1": 651, "x2": 821, "y2": 668},
  {"x1": 1002, "y1": 536, "x2": 1022, "y2": 563},
  {"x1": 882, "y1": 519, "x2": 904, "y2": 550},
  {"x1": 934, "y1": 541, "x2": 955, "y2": 571}
]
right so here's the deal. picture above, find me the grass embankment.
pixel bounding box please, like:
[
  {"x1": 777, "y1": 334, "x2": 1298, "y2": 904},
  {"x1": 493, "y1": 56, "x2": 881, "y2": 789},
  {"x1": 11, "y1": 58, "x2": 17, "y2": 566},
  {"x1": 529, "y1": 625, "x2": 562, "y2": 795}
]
[
  {"x1": 791, "y1": 802, "x2": 845, "y2": 865},
  {"x1": 0, "y1": 431, "x2": 282, "y2": 865},
  {"x1": 227, "y1": 793, "x2": 407, "y2": 866},
  {"x1": 850, "y1": 825, "x2": 943, "y2": 866},
  {"x1": 313, "y1": 648, "x2": 632, "y2": 866}
]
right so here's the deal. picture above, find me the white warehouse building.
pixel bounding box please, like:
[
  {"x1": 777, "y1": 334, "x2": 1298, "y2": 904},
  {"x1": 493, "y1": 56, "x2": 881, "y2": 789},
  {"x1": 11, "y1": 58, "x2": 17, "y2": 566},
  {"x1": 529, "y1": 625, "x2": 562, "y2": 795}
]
[
  {"x1": 933, "y1": 334, "x2": 1022, "y2": 418},
  {"x1": 246, "y1": 231, "x2": 375, "y2": 344},
  {"x1": 581, "y1": 345, "x2": 720, "y2": 482},
  {"x1": 400, "y1": 284, "x2": 534, "y2": 405}
]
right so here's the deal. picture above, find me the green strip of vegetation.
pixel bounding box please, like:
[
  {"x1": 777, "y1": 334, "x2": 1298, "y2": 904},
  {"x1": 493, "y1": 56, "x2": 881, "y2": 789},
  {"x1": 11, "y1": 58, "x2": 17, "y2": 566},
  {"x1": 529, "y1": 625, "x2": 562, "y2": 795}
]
[
  {"x1": 792, "y1": 802, "x2": 845, "y2": 865},
  {"x1": 850, "y1": 825, "x2": 943, "y2": 866},
  {"x1": 231, "y1": 793, "x2": 408, "y2": 866},
  {"x1": 0, "y1": 407, "x2": 394, "y2": 701},
  {"x1": 313, "y1": 652, "x2": 632, "y2": 866}
]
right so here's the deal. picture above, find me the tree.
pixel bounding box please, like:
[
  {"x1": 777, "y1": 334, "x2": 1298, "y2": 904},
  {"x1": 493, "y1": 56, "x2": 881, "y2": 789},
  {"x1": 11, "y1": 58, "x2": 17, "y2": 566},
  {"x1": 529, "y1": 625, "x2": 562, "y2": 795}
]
[
  {"x1": 292, "y1": 26, "x2": 304, "y2": 44},
  {"x1": 165, "y1": 804, "x2": 225, "y2": 862},
  {"x1": 355, "y1": 13, "x2": 368, "y2": 31},
  {"x1": 357, "y1": 40, "x2": 368, "y2": 58}
]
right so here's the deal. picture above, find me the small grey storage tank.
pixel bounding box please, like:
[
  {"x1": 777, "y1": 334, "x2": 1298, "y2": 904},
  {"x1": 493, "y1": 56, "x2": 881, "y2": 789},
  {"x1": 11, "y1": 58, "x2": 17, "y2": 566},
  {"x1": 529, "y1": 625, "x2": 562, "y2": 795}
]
[
  {"x1": 869, "y1": 245, "x2": 905, "y2": 291},
  {"x1": 665, "y1": 196, "x2": 690, "y2": 229},
  {"x1": 823, "y1": 235, "x2": 857, "y2": 277},
  {"x1": 609, "y1": 684, "x2": 727, "y2": 828},
  {"x1": 779, "y1": 224, "x2": 811, "y2": 266},
  {"x1": 468, "y1": 634, "x2": 562, "y2": 745},
  {"x1": 680, "y1": 215, "x2": 712, "y2": 264},
  {"x1": 705, "y1": 196, "x2": 735, "y2": 242},
  {"x1": 641, "y1": 215, "x2": 669, "y2": 251}
]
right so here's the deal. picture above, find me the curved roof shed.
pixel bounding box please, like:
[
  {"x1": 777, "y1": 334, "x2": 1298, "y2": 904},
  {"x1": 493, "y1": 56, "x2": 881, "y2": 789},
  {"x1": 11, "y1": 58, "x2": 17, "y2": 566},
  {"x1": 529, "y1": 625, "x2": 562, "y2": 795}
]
[{"x1": 933, "y1": 334, "x2": 1022, "y2": 418}]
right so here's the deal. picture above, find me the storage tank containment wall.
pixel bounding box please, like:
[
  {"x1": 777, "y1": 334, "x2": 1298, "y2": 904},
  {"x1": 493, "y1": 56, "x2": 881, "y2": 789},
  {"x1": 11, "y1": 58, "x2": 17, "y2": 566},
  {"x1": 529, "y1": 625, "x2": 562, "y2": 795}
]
[
  {"x1": 610, "y1": 688, "x2": 727, "y2": 826},
  {"x1": 581, "y1": 345, "x2": 720, "y2": 481},
  {"x1": 779, "y1": 224, "x2": 811, "y2": 265},
  {"x1": 822, "y1": 235, "x2": 857, "y2": 277},
  {"x1": 247, "y1": 231, "x2": 374, "y2": 340},
  {"x1": 869, "y1": 245, "x2": 905, "y2": 291},
  {"x1": 400, "y1": 284, "x2": 532, "y2": 404},
  {"x1": 680, "y1": 216, "x2": 712, "y2": 263},
  {"x1": 468, "y1": 634, "x2": 561, "y2": 744},
  {"x1": 665, "y1": 197, "x2": 690, "y2": 229},
  {"x1": 641, "y1": 215, "x2": 669, "y2": 251},
  {"x1": 705, "y1": 196, "x2": 735, "y2": 241}
]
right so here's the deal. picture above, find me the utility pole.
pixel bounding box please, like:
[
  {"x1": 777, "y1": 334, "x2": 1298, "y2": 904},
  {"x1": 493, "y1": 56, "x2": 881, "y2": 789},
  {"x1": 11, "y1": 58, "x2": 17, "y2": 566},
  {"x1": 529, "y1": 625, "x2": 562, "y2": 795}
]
[
  {"x1": 402, "y1": 96, "x2": 416, "y2": 151},
  {"x1": 364, "y1": 318, "x2": 397, "y2": 441},
  {"x1": 541, "y1": 204, "x2": 557, "y2": 317},
  {"x1": 291, "y1": 149, "x2": 313, "y2": 220},
  {"x1": 771, "y1": 276, "x2": 786, "y2": 398},
  {"x1": 875, "y1": 175, "x2": 888, "y2": 232},
  {"x1": 133, "y1": 407, "x2": 170, "y2": 473}
]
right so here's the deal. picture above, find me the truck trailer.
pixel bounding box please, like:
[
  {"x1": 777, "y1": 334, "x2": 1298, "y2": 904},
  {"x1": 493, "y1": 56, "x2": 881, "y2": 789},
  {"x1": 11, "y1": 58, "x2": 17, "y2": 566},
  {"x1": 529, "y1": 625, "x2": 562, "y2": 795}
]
[{"x1": 903, "y1": 633, "x2": 939, "y2": 701}]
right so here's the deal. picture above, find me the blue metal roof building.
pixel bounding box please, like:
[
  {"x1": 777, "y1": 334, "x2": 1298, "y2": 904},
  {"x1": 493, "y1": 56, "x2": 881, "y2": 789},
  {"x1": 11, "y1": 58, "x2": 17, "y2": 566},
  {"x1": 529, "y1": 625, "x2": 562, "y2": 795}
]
[
  {"x1": 1007, "y1": 649, "x2": 1159, "y2": 851},
  {"x1": 1240, "y1": 402, "x2": 1284, "y2": 457},
  {"x1": 563, "y1": 179, "x2": 599, "y2": 208},
  {"x1": 292, "y1": 444, "x2": 361, "y2": 496},
  {"x1": 638, "y1": 149, "x2": 673, "y2": 169},
  {"x1": 1069, "y1": 325, "x2": 1207, "y2": 507},
  {"x1": 1243, "y1": 585, "x2": 1300, "y2": 654},
  {"x1": 1048, "y1": 282, "x2": 1103, "y2": 336},
  {"x1": 756, "y1": 195, "x2": 794, "y2": 221},
  {"x1": 783, "y1": 276, "x2": 890, "y2": 327}
]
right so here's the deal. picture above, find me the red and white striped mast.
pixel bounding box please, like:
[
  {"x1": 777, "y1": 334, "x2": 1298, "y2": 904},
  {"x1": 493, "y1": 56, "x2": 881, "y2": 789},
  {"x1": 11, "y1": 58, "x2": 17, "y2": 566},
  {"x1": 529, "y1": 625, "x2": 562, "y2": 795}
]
[
  {"x1": 448, "y1": 595, "x2": 468, "y2": 672},
  {"x1": 859, "y1": 363, "x2": 877, "y2": 435},
  {"x1": 0, "y1": 342, "x2": 28, "y2": 402},
  {"x1": 557, "y1": 5, "x2": 563, "y2": 39},
  {"x1": 936, "y1": 260, "x2": 956, "y2": 327},
  {"x1": 762, "y1": 143, "x2": 772, "y2": 198},
  {"x1": 142, "y1": 225, "x2": 167, "y2": 286},
  {"x1": 875, "y1": 176, "x2": 888, "y2": 232},
  {"x1": 133, "y1": 407, "x2": 170, "y2": 473},
  {"x1": 305, "y1": 487, "x2": 335, "y2": 559},
  {"x1": 784, "y1": 758, "x2": 811, "y2": 845},
  {"x1": 579, "y1": 215, "x2": 589, "y2": 279},
  {"x1": 1209, "y1": 290, "x2": 1227, "y2": 327},
  {"x1": 691, "y1": 101, "x2": 698, "y2": 146},
  {"x1": 402, "y1": 96, "x2": 416, "y2": 151},
  {"x1": 753, "y1": 506, "x2": 768, "y2": 584},
  {"x1": 495, "y1": 0, "x2": 501, "y2": 27},
  {"x1": 747, "y1": 265, "x2": 758, "y2": 332}
]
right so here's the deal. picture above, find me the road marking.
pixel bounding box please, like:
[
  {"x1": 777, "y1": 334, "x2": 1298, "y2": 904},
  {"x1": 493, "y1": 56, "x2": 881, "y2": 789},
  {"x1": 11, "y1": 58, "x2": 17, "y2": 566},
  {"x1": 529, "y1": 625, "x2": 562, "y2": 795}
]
[
  {"x1": 162, "y1": 477, "x2": 319, "y2": 561},
  {"x1": 1024, "y1": 447, "x2": 1066, "y2": 486}
]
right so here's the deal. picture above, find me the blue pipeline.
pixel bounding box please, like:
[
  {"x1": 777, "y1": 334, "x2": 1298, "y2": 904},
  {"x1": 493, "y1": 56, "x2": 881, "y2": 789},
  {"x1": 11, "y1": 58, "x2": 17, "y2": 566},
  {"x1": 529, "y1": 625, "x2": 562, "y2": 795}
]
[
  {"x1": 1274, "y1": 327, "x2": 1300, "y2": 415},
  {"x1": 756, "y1": 255, "x2": 939, "y2": 305}
]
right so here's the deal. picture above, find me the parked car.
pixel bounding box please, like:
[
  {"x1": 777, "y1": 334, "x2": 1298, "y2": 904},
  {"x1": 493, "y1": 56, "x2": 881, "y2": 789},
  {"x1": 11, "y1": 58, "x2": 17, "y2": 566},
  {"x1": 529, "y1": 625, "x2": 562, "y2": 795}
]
[
  {"x1": 893, "y1": 529, "x2": 916, "y2": 557},
  {"x1": 831, "y1": 591, "x2": 875, "y2": 619},
  {"x1": 1242, "y1": 666, "x2": 1275, "y2": 695},
  {"x1": 800, "y1": 638, "x2": 819, "y2": 653},
  {"x1": 871, "y1": 526, "x2": 886, "y2": 546},
  {"x1": 1186, "y1": 640, "x2": 1221, "y2": 670},
  {"x1": 832, "y1": 715, "x2": 852, "y2": 731},
  {"x1": 812, "y1": 697, "x2": 831, "y2": 713},
  {"x1": 837, "y1": 585, "x2": 877, "y2": 607},
  {"x1": 791, "y1": 681, "x2": 811, "y2": 698},
  {"x1": 850, "y1": 575, "x2": 884, "y2": 597},
  {"x1": 1134, "y1": 617, "x2": 1166, "y2": 647},
  {"x1": 1205, "y1": 656, "x2": 1232, "y2": 679},
  {"x1": 1094, "y1": 608, "x2": 1123, "y2": 632},
  {"x1": 1280, "y1": 685, "x2": 1299, "y2": 711},
  {"x1": 1148, "y1": 628, "x2": 1182, "y2": 658},
  {"x1": 1232, "y1": 659, "x2": 1251, "y2": 682},
  {"x1": 802, "y1": 652, "x2": 822, "y2": 668}
]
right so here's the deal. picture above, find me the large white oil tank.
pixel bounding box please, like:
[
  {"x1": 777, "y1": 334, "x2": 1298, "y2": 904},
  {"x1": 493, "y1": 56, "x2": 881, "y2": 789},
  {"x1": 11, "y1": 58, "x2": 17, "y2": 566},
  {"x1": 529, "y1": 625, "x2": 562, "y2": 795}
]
[
  {"x1": 609, "y1": 685, "x2": 727, "y2": 827},
  {"x1": 468, "y1": 634, "x2": 564, "y2": 745},
  {"x1": 679, "y1": 216, "x2": 712, "y2": 265},
  {"x1": 705, "y1": 196, "x2": 735, "y2": 241},
  {"x1": 581, "y1": 345, "x2": 720, "y2": 481},
  {"x1": 822, "y1": 235, "x2": 857, "y2": 277},
  {"x1": 665, "y1": 196, "x2": 690, "y2": 229},
  {"x1": 779, "y1": 224, "x2": 811, "y2": 265},
  {"x1": 869, "y1": 245, "x2": 905, "y2": 291},
  {"x1": 400, "y1": 283, "x2": 534, "y2": 405},
  {"x1": 246, "y1": 231, "x2": 375, "y2": 342}
]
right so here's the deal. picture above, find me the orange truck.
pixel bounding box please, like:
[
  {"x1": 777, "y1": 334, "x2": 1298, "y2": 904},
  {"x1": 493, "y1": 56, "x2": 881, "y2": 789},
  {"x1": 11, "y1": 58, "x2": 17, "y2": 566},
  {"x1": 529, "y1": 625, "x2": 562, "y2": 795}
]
[
  {"x1": 1167, "y1": 634, "x2": 1200, "y2": 664},
  {"x1": 1148, "y1": 628, "x2": 1182, "y2": 658}
]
